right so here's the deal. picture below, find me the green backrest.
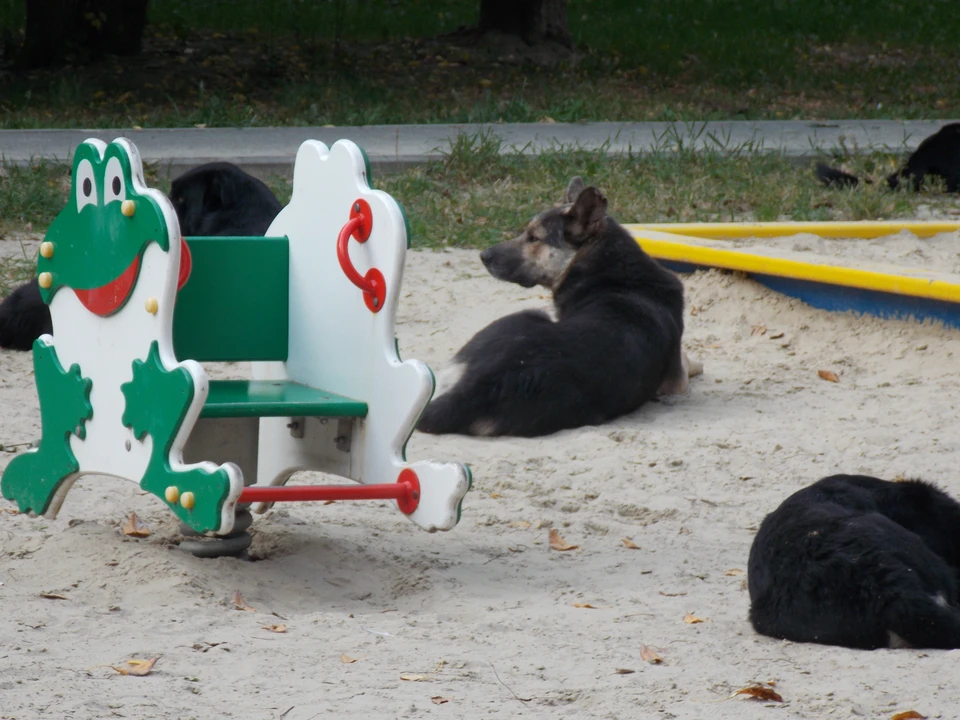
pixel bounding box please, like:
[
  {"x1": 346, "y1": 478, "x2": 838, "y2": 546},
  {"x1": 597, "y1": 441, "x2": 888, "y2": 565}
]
[{"x1": 173, "y1": 236, "x2": 289, "y2": 362}]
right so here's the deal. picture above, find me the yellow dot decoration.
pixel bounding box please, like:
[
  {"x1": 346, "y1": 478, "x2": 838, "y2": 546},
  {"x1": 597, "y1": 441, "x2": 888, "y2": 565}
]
[
  {"x1": 38, "y1": 272, "x2": 53, "y2": 289},
  {"x1": 39, "y1": 242, "x2": 54, "y2": 259},
  {"x1": 180, "y1": 491, "x2": 195, "y2": 510},
  {"x1": 121, "y1": 199, "x2": 136, "y2": 217},
  {"x1": 144, "y1": 297, "x2": 159, "y2": 315},
  {"x1": 164, "y1": 486, "x2": 180, "y2": 504}
]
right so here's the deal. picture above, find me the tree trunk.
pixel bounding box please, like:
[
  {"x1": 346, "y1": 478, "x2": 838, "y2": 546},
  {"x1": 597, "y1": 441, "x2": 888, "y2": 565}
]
[
  {"x1": 21, "y1": 0, "x2": 148, "y2": 68},
  {"x1": 479, "y1": 0, "x2": 571, "y2": 47}
]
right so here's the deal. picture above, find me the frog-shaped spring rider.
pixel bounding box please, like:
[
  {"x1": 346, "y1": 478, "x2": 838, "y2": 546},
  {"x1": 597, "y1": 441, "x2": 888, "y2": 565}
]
[
  {"x1": 2, "y1": 137, "x2": 470, "y2": 546},
  {"x1": 1, "y1": 139, "x2": 244, "y2": 535}
]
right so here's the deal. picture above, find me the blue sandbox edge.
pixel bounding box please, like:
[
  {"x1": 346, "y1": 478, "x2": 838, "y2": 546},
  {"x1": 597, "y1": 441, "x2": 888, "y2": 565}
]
[{"x1": 662, "y1": 260, "x2": 960, "y2": 330}]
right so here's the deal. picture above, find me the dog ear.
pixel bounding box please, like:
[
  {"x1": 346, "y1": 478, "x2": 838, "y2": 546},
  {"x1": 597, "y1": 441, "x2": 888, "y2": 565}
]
[
  {"x1": 563, "y1": 176, "x2": 585, "y2": 204},
  {"x1": 565, "y1": 186, "x2": 607, "y2": 241}
]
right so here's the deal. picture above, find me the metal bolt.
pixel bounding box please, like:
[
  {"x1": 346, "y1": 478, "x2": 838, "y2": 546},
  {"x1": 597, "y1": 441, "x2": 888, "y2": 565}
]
[{"x1": 354, "y1": 202, "x2": 361, "y2": 213}]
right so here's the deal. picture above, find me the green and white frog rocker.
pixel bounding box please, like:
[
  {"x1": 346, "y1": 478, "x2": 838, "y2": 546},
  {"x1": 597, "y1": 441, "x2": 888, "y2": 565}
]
[{"x1": 1, "y1": 139, "x2": 244, "y2": 534}]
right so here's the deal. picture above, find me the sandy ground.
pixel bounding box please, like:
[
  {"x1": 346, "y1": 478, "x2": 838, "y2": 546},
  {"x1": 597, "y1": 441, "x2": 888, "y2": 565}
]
[{"x1": 2, "y1": 240, "x2": 960, "y2": 720}]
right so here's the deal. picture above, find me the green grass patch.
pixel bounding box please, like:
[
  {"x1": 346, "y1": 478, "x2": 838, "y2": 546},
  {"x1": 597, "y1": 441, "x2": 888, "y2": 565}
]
[
  {"x1": 2, "y1": 1, "x2": 960, "y2": 127},
  {"x1": 3, "y1": 139, "x2": 954, "y2": 264}
]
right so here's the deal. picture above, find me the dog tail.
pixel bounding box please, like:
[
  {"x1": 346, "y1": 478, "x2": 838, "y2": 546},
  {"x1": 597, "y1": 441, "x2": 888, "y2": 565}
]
[
  {"x1": 815, "y1": 162, "x2": 861, "y2": 188},
  {"x1": 0, "y1": 279, "x2": 52, "y2": 351},
  {"x1": 417, "y1": 393, "x2": 488, "y2": 436},
  {"x1": 886, "y1": 596, "x2": 960, "y2": 649}
]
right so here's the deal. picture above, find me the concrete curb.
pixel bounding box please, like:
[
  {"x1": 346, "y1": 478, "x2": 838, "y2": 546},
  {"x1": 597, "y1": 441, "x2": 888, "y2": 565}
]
[{"x1": 1, "y1": 120, "x2": 956, "y2": 178}]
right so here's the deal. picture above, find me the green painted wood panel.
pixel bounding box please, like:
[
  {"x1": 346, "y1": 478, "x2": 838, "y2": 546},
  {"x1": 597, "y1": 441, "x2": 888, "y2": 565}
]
[
  {"x1": 201, "y1": 380, "x2": 368, "y2": 419},
  {"x1": 173, "y1": 237, "x2": 289, "y2": 362}
]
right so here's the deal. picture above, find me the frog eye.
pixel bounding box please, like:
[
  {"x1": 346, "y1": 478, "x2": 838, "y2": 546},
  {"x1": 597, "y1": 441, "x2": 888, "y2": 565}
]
[
  {"x1": 103, "y1": 157, "x2": 126, "y2": 204},
  {"x1": 76, "y1": 159, "x2": 97, "y2": 210}
]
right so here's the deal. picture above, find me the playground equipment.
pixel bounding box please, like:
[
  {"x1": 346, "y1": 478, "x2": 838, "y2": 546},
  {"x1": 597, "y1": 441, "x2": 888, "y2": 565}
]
[
  {"x1": 627, "y1": 221, "x2": 960, "y2": 329},
  {"x1": 0, "y1": 137, "x2": 471, "y2": 557}
]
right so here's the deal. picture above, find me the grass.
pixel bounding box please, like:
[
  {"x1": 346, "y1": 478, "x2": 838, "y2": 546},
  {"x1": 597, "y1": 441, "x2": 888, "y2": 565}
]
[
  {"x1": 1, "y1": 1, "x2": 960, "y2": 128},
  {"x1": 2, "y1": 135, "x2": 956, "y2": 298}
]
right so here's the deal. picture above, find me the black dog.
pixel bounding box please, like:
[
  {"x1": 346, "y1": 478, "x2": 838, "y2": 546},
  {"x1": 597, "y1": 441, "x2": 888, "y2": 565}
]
[
  {"x1": 417, "y1": 176, "x2": 702, "y2": 438},
  {"x1": 748, "y1": 474, "x2": 960, "y2": 650},
  {"x1": 169, "y1": 161, "x2": 281, "y2": 236},
  {"x1": 816, "y1": 122, "x2": 960, "y2": 192},
  {"x1": 0, "y1": 162, "x2": 281, "y2": 350}
]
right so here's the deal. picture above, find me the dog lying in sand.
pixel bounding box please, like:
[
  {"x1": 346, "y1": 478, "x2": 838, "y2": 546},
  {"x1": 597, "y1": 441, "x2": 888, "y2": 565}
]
[
  {"x1": 816, "y1": 122, "x2": 960, "y2": 192},
  {"x1": 417, "y1": 176, "x2": 703, "y2": 438},
  {"x1": 0, "y1": 162, "x2": 281, "y2": 351},
  {"x1": 748, "y1": 474, "x2": 960, "y2": 650}
]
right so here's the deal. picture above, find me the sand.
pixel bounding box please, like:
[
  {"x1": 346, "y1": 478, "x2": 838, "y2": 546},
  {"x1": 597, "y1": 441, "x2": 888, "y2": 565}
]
[{"x1": 2, "y1": 239, "x2": 960, "y2": 720}]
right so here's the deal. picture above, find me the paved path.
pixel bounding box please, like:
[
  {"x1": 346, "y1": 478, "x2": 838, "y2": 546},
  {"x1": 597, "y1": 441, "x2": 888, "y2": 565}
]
[{"x1": 1, "y1": 120, "x2": 955, "y2": 177}]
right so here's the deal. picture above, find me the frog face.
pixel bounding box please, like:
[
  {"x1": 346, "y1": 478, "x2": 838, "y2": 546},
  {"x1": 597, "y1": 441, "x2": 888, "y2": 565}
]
[{"x1": 37, "y1": 140, "x2": 171, "y2": 317}]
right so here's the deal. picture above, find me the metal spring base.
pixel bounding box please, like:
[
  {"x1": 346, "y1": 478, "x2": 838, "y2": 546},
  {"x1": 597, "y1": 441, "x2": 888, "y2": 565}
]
[{"x1": 178, "y1": 509, "x2": 254, "y2": 559}]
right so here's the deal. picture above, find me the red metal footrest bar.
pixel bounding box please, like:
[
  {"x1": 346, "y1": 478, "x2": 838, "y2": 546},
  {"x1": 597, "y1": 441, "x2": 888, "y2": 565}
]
[{"x1": 238, "y1": 470, "x2": 420, "y2": 515}]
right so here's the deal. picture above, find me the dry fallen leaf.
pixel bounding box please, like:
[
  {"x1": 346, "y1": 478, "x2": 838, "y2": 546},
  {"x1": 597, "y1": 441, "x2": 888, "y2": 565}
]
[
  {"x1": 121, "y1": 511, "x2": 151, "y2": 538},
  {"x1": 262, "y1": 624, "x2": 286, "y2": 633},
  {"x1": 549, "y1": 528, "x2": 579, "y2": 551},
  {"x1": 431, "y1": 697, "x2": 450, "y2": 705},
  {"x1": 818, "y1": 369, "x2": 840, "y2": 383},
  {"x1": 39, "y1": 593, "x2": 68, "y2": 600},
  {"x1": 340, "y1": 654, "x2": 358, "y2": 664},
  {"x1": 232, "y1": 591, "x2": 255, "y2": 612},
  {"x1": 769, "y1": 331, "x2": 785, "y2": 339},
  {"x1": 400, "y1": 674, "x2": 429, "y2": 682},
  {"x1": 683, "y1": 613, "x2": 705, "y2": 624},
  {"x1": 621, "y1": 537, "x2": 640, "y2": 549},
  {"x1": 891, "y1": 712, "x2": 927, "y2": 720},
  {"x1": 615, "y1": 668, "x2": 636, "y2": 674},
  {"x1": 490, "y1": 492, "x2": 502, "y2": 499},
  {"x1": 572, "y1": 603, "x2": 598, "y2": 609},
  {"x1": 732, "y1": 685, "x2": 783, "y2": 702},
  {"x1": 751, "y1": 323, "x2": 767, "y2": 336},
  {"x1": 322, "y1": 500, "x2": 336, "y2": 505},
  {"x1": 112, "y1": 657, "x2": 158, "y2": 677},
  {"x1": 725, "y1": 568, "x2": 745, "y2": 576},
  {"x1": 640, "y1": 645, "x2": 664, "y2": 664},
  {"x1": 509, "y1": 520, "x2": 531, "y2": 529}
]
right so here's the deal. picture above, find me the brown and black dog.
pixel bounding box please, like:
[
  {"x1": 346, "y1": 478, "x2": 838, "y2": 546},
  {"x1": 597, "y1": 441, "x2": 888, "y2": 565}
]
[{"x1": 417, "y1": 177, "x2": 702, "y2": 438}]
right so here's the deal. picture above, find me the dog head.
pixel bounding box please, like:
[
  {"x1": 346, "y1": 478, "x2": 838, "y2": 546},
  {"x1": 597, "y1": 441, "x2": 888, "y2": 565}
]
[
  {"x1": 480, "y1": 176, "x2": 608, "y2": 288},
  {"x1": 170, "y1": 162, "x2": 280, "y2": 236}
]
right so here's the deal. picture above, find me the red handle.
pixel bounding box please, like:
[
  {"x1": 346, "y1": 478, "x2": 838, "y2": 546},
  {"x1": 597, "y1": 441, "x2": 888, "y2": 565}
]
[
  {"x1": 238, "y1": 469, "x2": 421, "y2": 515},
  {"x1": 337, "y1": 199, "x2": 386, "y2": 313}
]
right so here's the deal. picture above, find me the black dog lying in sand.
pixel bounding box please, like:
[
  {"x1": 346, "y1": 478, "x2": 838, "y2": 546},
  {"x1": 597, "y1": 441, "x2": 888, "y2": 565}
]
[
  {"x1": 816, "y1": 122, "x2": 960, "y2": 192},
  {"x1": 748, "y1": 474, "x2": 960, "y2": 650},
  {"x1": 417, "y1": 176, "x2": 702, "y2": 438},
  {"x1": 0, "y1": 162, "x2": 281, "y2": 351}
]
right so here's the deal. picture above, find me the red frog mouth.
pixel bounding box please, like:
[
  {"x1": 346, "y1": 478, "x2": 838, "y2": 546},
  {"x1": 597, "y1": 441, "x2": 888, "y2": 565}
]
[{"x1": 72, "y1": 238, "x2": 193, "y2": 317}]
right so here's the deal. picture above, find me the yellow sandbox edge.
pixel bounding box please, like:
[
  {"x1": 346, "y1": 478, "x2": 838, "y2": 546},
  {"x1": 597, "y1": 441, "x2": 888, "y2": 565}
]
[
  {"x1": 625, "y1": 221, "x2": 960, "y2": 240},
  {"x1": 629, "y1": 228, "x2": 960, "y2": 304}
]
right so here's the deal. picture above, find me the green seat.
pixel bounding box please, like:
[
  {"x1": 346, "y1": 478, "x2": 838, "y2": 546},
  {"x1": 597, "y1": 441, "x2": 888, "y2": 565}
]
[{"x1": 201, "y1": 380, "x2": 368, "y2": 419}]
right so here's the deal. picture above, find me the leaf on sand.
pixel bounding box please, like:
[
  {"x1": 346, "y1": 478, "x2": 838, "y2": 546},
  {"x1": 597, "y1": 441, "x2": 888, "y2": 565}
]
[
  {"x1": 40, "y1": 593, "x2": 69, "y2": 600},
  {"x1": 341, "y1": 654, "x2": 358, "y2": 664},
  {"x1": 262, "y1": 624, "x2": 286, "y2": 633},
  {"x1": 431, "y1": 697, "x2": 450, "y2": 705},
  {"x1": 725, "y1": 568, "x2": 744, "y2": 576},
  {"x1": 818, "y1": 369, "x2": 840, "y2": 383},
  {"x1": 622, "y1": 537, "x2": 640, "y2": 549},
  {"x1": 732, "y1": 685, "x2": 783, "y2": 702},
  {"x1": 640, "y1": 645, "x2": 664, "y2": 664},
  {"x1": 572, "y1": 603, "x2": 599, "y2": 609},
  {"x1": 751, "y1": 323, "x2": 767, "y2": 336},
  {"x1": 400, "y1": 674, "x2": 429, "y2": 682},
  {"x1": 892, "y1": 712, "x2": 927, "y2": 720},
  {"x1": 615, "y1": 668, "x2": 636, "y2": 674},
  {"x1": 122, "y1": 511, "x2": 152, "y2": 538},
  {"x1": 683, "y1": 613, "x2": 705, "y2": 624},
  {"x1": 112, "y1": 657, "x2": 158, "y2": 677},
  {"x1": 232, "y1": 591, "x2": 255, "y2": 612},
  {"x1": 549, "y1": 528, "x2": 579, "y2": 551}
]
